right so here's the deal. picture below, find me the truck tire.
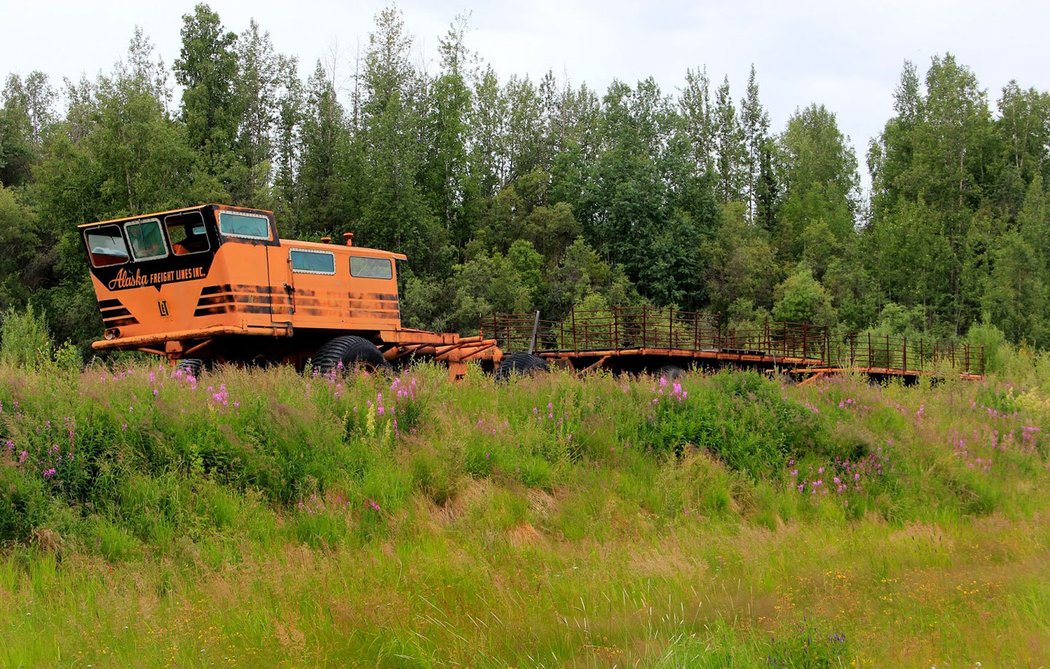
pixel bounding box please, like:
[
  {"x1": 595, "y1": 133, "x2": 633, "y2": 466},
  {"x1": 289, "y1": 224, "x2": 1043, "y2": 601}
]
[
  {"x1": 495, "y1": 352, "x2": 548, "y2": 381},
  {"x1": 657, "y1": 365, "x2": 686, "y2": 381},
  {"x1": 312, "y1": 335, "x2": 389, "y2": 375},
  {"x1": 174, "y1": 358, "x2": 204, "y2": 378}
]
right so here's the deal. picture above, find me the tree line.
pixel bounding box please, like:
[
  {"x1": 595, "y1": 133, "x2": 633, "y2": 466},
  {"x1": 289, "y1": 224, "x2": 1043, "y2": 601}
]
[{"x1": 0, "y1": 4, "x2": 1047, "y2": 351}]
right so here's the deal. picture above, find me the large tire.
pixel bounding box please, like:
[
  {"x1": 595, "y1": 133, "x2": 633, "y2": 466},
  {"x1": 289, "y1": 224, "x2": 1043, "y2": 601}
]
[
  {"x1": 494, "y1": 352, "x2": 548, "y2": 381},
  {"x1": 174, "y1": 358, "x2": 204, "y2": 378},
  {"x1": 657, "y1": 365, "x2": 686, "y2": 381},
  {"x1": 312, "y1": 335, "x2": 389, "y2": 375}
]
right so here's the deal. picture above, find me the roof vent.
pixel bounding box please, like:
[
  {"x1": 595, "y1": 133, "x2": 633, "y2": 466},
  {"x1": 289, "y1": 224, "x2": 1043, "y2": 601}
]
[{"x1": 343, "y1": 232, "x2": 354, "y2": 247}]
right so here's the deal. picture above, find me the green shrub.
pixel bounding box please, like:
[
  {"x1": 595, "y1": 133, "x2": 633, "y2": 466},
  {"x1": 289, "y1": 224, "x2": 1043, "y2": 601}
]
[
  {"x1": 0, "y1": 464, "x2": 48, "y2": 543},
  {"x1": 630, "y1": 370, "x2": 830, "y2": 474},
  {"x1": 0, "y1": 305, "x2": 53, "y2": 369},
  {"x1": 967, "y1": 318, "x2": 1007, "y2": 375},
  {"x1": 53, "y1": 341, "x2": 83, "y2": 371},
  {"x1": 290, "y1": 503, "x2": 349, "y2": 549}
]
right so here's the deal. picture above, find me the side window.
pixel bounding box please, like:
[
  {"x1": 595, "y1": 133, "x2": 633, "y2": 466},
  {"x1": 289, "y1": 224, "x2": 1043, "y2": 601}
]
[
  {"x1": 125, "y1": 218, "x2": 168, "y2": 261},
  {"x1": 290, "y1": 249, "x2": 335, "y2": 275},
  {"x1": 86, "y1": 225, "x2": 129, "y2": 267},
  {"x1": 350, "y1": 256, "x2": 393, "y2": 279},
  {"x1": 165, "y1": 212, "x2": 210, "y2": 256},
  {"x1": 218, "y1": 211, "x2": 271, "y2": 240}
]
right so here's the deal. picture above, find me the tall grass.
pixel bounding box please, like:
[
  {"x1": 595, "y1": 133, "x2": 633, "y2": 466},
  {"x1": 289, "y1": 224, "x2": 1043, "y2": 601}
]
[
  {"x1": 0, "y1": 304, "x2": 53, "y2": 368},
  {"x1": 0, "y1": 350, "x2": 1048, "y2": 666}
]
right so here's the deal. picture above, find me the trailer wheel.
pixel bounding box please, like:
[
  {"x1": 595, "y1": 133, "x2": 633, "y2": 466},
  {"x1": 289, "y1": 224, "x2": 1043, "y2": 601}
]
[
  {"x1": 495, "y1": 352, "x2": 548, "y2": 381},
  {"x1": 174, "y1": 358, "x2": 204, "y2": 378},
  {"x1": 312, "y1": 335, "x2": 389, "y2": 375},
  {"x1": 657, "y1": 365, "x2": 686, "y2": 381}
]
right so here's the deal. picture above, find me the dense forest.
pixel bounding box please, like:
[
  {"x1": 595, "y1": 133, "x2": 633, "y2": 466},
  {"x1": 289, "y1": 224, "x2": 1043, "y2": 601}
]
[{"x1": 0, "y1": 4, "x2": 1048, "y2": 351}]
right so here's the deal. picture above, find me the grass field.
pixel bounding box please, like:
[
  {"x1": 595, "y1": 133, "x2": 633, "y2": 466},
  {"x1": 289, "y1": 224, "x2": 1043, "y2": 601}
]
[{"x1": 1, "y1": 353, "x2": 1049, "y2": 667}]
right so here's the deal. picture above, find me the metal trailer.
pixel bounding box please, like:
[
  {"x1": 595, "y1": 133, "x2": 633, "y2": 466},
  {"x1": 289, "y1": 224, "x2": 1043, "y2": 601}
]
[{"x1": 484, "y1": 306, "x2": 985, "y2": 382}]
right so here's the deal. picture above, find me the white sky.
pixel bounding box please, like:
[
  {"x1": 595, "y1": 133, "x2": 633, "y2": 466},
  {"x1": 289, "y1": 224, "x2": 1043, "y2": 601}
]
[{"x1": 3, "y1": 0, "x2": 1048, "y2": 187}]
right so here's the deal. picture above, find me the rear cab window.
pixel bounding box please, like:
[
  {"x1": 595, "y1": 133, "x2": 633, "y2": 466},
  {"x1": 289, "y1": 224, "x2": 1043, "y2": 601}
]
[
  {"x1": 85, "y1": 225, "x2": 130, "y2": 267},
  {"x1": 218, "y1": 211, "x2": 271, "y2": 240},
  {"x1": 290, "y1": 249, "x2": 335, "y2": 275},
  {"x1": 350, "y1": 256, "x2": 393, "y2": 280}
]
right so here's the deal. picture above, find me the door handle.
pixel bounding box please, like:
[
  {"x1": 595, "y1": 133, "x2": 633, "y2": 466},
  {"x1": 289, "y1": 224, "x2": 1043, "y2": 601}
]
[{"x1": 283, "y1": 282, "x2": 296, "y2": 314}]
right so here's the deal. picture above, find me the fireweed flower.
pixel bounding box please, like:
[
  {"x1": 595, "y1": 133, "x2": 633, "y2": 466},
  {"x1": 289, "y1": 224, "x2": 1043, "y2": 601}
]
[{"x1": 210, "y1": 384, "x2": 229, "y2": 407}]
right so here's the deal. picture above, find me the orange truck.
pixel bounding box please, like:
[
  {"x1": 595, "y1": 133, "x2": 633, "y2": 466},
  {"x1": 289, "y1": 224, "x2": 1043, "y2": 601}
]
[{"x1": 80, "y1": 204, "x2": 502, "y2": 378}]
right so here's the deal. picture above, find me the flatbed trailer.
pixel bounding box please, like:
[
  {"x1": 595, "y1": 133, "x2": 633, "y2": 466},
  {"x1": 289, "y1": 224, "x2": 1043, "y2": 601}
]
[{"x1": 484, "y1": 307, "x2": 985, "y2": 381}]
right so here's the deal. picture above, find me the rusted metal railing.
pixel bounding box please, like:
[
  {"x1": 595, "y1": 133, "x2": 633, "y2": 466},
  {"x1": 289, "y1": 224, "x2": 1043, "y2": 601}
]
[{"x1": 483, "y1": 306, "x2": 986, "y2": 376}]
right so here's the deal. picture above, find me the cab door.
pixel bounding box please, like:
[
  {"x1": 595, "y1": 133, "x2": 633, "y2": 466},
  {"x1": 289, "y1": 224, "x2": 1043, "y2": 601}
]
[
  {"x1": 284, "y1": 247, "x2": 344, "y2": 329},
  {"x1": 214, "y1": 208, "x2": 280, "y2": 329}
]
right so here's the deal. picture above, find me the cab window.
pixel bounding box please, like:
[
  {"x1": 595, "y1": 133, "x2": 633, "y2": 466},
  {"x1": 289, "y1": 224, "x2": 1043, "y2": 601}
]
[
  {"x1": 165, "y1": 211, "x2": 210, "y2": 255},
  {"x1": 290, "y1": 249, "x2": 335, "y2": 275},
  {"x1": 350, "y1": 256, "x2": 393, "y2": 279},
  {"x1": 218, "y1": 211, "x2": 271, "y2": 240},
  {"x1": 86, "y1": 225, "x2": 129, "y2": 267},
  {"x1": 125, "y1": 218, "x2": 168, "y2": 261}
]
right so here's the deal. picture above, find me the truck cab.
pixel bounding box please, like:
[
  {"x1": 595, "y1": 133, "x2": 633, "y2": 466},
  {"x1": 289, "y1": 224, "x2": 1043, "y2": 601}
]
[{"x1": 80, "y1": 204, "x2": 411, "y2": 366}]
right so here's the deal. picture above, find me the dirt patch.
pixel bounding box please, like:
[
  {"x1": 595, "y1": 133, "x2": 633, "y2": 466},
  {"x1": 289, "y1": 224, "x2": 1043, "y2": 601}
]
[
  {"x1": 508, "y1": 522, "x2": 544, "y2": 547},
  {"x1": 627, "y1": 544, "x2": 705, "y2": 581},
  {"x1": 527, "y1": 488, "x2": 559, "y2": 519},
  {"x1": 32, "y1": 528, "x2": 64, "y2": 554},
  {"x1": 429, "y1": 478, "x2": 494, "y2": 527}
]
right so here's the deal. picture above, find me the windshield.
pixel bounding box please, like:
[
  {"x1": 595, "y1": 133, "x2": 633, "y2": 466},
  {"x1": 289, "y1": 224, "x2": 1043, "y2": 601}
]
[
  {"x1": 125, "y1": 218, "x2": 168, "y2": 261},
  {"x1": 86, "y1": 225, "x2": 130, "y2": 267}
]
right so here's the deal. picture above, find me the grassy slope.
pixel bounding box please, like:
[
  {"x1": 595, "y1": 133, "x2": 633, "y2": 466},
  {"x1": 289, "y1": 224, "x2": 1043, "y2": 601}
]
[{"x1": 0, "y1": 360, "x2": 1048, "y2": 668}]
